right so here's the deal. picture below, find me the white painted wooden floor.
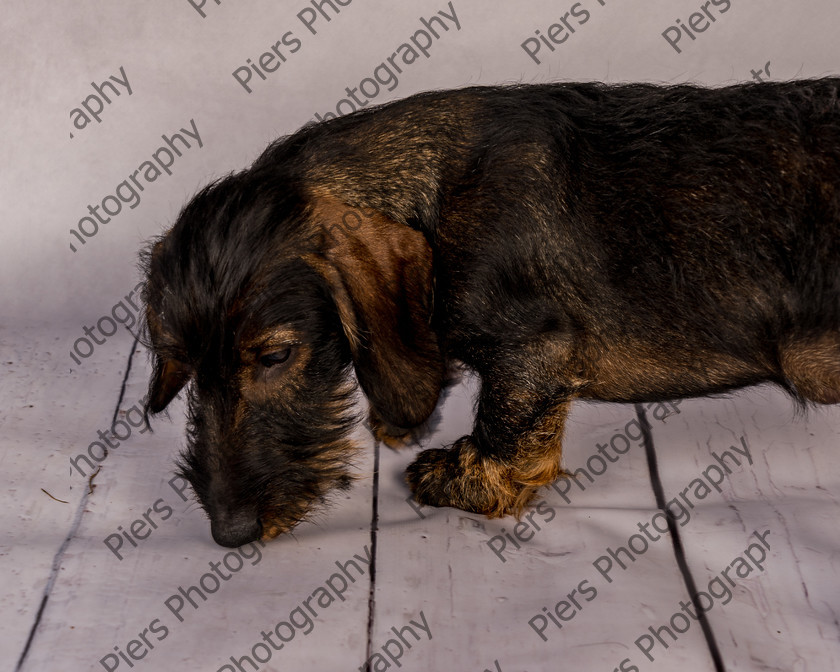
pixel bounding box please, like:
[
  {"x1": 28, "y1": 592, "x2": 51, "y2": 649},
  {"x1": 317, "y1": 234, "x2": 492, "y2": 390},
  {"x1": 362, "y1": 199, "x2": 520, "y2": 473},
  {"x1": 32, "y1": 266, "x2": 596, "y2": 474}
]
[{"x1": 3, "y1": 325, "x2": 839, "y2": 672}]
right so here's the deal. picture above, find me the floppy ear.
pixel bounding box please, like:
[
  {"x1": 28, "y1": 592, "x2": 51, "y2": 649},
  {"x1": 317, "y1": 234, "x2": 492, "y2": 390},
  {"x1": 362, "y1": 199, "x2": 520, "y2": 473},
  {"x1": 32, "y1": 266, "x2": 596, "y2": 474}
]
[
  {"x1": 147, "y1": 357, "x2": 192, "y2": 414},
  {"x1": 143, "y1": 297, "x2": 192, "y2": 416},
  {"x1": 305, "y1": 195, "x2": 444, "y2": 429},
  {"x1": 140, "y1": 237, "x2": 194, "y2": 417}
]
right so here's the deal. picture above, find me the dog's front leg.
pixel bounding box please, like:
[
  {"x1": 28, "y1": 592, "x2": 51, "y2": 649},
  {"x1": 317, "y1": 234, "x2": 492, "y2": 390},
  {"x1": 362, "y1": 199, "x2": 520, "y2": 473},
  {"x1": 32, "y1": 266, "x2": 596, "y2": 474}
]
[{"x1": 405, "y1": 367, "x2": 572, "y2": 518}]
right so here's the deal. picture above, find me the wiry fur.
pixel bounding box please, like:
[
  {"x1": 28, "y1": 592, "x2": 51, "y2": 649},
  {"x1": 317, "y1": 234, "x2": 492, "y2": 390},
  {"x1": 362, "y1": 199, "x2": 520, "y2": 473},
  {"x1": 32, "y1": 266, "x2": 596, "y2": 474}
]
[{"x1": 143, "y1": 79, "x2": 840, "y2": 546}]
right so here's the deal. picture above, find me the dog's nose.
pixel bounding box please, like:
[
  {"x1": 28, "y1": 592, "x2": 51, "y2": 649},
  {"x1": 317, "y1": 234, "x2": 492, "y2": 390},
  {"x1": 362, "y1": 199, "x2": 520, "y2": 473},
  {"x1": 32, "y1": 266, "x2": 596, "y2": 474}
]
[{"x1": 210, "y1": 513, "x2": 262, "y2": 548}]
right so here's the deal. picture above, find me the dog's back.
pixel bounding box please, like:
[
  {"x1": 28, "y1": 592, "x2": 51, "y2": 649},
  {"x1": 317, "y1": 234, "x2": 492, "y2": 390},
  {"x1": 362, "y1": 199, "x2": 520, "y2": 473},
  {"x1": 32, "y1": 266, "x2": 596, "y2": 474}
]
[
  {"x1": 277, "y1": 80, "x2": 840, "y2": 404},
  {"x1": 403, "y1": 82, "x2": 840, "y2": 400}
]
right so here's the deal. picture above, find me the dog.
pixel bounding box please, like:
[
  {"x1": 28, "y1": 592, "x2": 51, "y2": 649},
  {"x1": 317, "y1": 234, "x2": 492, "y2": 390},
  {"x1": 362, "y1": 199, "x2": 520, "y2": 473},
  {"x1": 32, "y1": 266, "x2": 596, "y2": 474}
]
[{"x1": 142, "y1": 79, "x2": 840, "y2": 548}]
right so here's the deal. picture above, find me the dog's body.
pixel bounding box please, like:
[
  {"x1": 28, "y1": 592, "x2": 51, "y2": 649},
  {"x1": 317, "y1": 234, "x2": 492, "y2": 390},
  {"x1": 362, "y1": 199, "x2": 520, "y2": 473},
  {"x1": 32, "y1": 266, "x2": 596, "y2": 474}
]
[{"x1": 143, "y1": 80, "x2": 840, "y2": 547}]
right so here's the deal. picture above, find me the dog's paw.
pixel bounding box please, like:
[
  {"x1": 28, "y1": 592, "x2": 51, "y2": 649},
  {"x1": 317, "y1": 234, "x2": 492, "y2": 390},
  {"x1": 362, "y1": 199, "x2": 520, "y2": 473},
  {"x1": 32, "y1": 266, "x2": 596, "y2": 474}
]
[
  {"x1": 405, "y1": 436, "x2": 534, "y2": 517},
  {"x1": 405, "y1": 446, "x2": 457, "y2": 505}
]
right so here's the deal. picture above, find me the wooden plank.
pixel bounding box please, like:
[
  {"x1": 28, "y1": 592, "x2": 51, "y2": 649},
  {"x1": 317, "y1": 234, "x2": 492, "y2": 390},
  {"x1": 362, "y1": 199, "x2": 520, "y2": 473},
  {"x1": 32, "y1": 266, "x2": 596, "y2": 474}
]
[
  {"x1": 19, "y1": 343, "x2": 375, "y2": 671},
  {"x1": 371, "y1": 374, "x2": 708, "y2": 671},
  {"x1": 643, "y1": 385, "x2": 840, "y2": 671},
  {"x1": 0, "y1": 327, "x2": 133, "y2": 670}
]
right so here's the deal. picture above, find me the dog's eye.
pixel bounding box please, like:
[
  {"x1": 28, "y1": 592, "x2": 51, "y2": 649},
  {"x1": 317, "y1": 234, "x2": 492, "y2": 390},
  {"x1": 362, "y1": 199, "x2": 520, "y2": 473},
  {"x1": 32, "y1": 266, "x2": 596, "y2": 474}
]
[{"x1": 259, "y1": 348, "x2": 292, "y2": 369}]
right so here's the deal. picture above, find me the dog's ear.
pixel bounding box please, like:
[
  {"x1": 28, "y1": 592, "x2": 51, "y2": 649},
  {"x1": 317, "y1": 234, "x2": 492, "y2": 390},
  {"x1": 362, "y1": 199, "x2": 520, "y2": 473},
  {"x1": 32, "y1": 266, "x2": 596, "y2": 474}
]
[
  {"x1": 147, "y1": 356, "x2": 192, "y2": 414},
  {"x1": 143, "y1": 282, "x2": 192, "y2": 415},
  {"x1": 141, "y1": 239, "x2": 192, "y2": 415},
  {"x1": 305, "y1": 196, "x2": 444, "y2": 429}
]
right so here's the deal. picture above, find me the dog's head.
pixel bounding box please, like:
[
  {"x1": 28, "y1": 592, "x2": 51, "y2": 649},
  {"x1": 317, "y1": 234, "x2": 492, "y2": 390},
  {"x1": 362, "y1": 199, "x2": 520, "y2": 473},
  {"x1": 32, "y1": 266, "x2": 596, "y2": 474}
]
[{"x1": 142, "y1": 168, "x2": 443, "y2": 547}]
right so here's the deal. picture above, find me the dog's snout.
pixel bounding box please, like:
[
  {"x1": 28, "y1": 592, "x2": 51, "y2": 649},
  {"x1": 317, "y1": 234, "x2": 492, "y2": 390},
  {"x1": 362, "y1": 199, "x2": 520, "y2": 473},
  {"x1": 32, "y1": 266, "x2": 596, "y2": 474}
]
[{"x1": 210, "y1": 511, "x2": 262, "y2": 548}]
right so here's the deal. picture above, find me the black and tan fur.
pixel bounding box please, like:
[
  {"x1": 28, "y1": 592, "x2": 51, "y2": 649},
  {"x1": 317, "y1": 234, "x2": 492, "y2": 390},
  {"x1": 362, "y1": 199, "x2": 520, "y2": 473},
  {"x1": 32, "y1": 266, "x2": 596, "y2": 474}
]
[{"x1": 142, "y1": 80, "x2": 840, "y2": 547}]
